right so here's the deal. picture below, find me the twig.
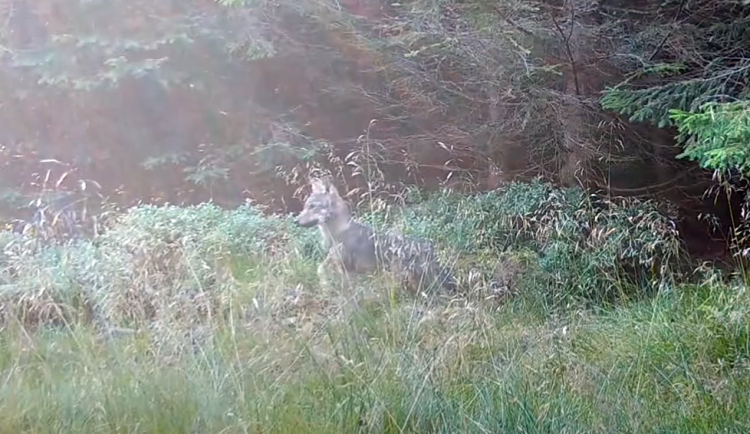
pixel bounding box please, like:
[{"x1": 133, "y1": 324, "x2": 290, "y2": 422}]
[
  {"x1": 551, "y1": 0, "x2": 581, "y2": 96},
  {"x1": 647, "y1": 0, "x2": 686, "y2": 62},
  {"x1": 492, "y1": 4, "x2": 535, "y2": 38}
]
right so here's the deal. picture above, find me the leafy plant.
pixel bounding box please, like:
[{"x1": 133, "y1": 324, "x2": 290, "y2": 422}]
[
  {"x1": 0, "y1": 201, "x2": 323, "y2": 328},
  {"x1": 377, "y1": 180, "x2": 684, "y2": 304},
  {"x1": 670, "y1": 101, "x2": 750, "y2": 174}
]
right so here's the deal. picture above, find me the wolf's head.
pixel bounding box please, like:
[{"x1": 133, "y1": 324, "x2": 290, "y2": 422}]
[{"x1": 295, "y1": 177, "x2": 351, "y2": 230}]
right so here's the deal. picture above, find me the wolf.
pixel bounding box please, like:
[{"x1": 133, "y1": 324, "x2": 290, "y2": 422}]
[{"x1": 295, "y1": 177, "x2": 457, "y2": 294}]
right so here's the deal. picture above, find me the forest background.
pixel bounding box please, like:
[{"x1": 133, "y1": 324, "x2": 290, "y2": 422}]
[
  {"x1": 0, "y1": 0, "x2": 748, "y2": 259},
  {"x1": 1, "y1": 1, "x2": 750, "y2": 432}
]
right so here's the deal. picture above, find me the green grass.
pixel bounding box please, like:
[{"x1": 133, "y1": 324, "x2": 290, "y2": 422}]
[
  {"x1": 0, "y1": 194, "x2": 742, "y2": 433},
  {"x1": 1, "y1": 270, "x2": 749, "y2": 433}
]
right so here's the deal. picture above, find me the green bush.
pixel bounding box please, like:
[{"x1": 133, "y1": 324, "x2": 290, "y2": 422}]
[
  {"x1": 100, "y1": 203, "x2": 320, "y2": 258},
  {"x1": 0, "y1": 181, "x2": 686, "y2": 327},
  {"x1": 0, "y1": 203, "x2": 323, "y2": 328},
  {"x1": 373, "y1": 180, "x2": 684, "y2": 304}
]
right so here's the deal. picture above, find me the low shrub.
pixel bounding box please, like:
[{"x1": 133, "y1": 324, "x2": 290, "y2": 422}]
[
  {"x1": 0, "y1": 181, "x2": 687, "y2": 327},
  {"x1": 372, "y1": 179, "x2": 685, "y2": 304},
  {"x1": 0, "y1": 203, "x2": 323, "y2": 328}
]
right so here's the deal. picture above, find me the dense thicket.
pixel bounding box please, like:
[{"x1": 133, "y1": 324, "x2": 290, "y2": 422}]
[{"x1": 0, "y1": 0, "x2": 747, "y2": 256}]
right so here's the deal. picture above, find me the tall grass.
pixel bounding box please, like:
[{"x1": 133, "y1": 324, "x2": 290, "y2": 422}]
[
  {"x1": 1, "y1": 279, "x2": 749, "y2": 433},
  {"x1": 0, "y1": 182, "x2": 747, "y2": 433}
]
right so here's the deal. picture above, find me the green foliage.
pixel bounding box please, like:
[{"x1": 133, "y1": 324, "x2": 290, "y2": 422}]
[
  {"x1": 364, "y1": 180, "x2": 565, "y2": 252},
  {"x1": 0, "y1": 181, "x2": 683, "y2": 326},
  {"x1": 671, "y1": 101, "x2": 750, "y2": 174},
  {"x1": 104, "y1": 203, "x2": 298, "y2": 257},
  {"x1": 600, "y1": 65, "x2": 744, "y2": 129},
  {"x1": 377, "y1": 180, "x2": 683, "y2": 304},
  {"x1": 0, "y1": 0, "x2": 748, "y2": 226},
  {"x1": 1, "y1": 269, "x2": 750, "y2": 432},
  {"x1": 0, "y1": 0, "x2": 293, "y2": 206},
  {"x1": 7, "y1": 0, "x2": 276, "y2": 92},
  {"x1": 601, "y1": 11, "x2": 750, "y2": 175},
  {"x1": 0, "y1": 184, "x2": 746, "y2": 433},
  {"x1": 12, "y1": 10, "x2": 185, "y2": 89},
  {"x1": 0, "y1": 202, "x2": 322, "y2": 326}
]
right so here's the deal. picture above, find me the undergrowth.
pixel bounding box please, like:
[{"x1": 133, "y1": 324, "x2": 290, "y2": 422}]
[
  {"x1": 0, "y1": 181, "x2": 747, "y2": 433},
  {"x1": 365, "y1": 179, "x2": 685, "y2": 304}
]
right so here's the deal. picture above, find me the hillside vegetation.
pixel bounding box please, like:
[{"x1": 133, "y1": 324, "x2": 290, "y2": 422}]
[
  {"x1": 1, "y1": 182, "x2": 749, "y2": 433},
  {"x1": 0, "y1": 0, "x2": 748, "y2": 225},
  {"x1": 1, "y1": 0, "x2": 750, "y2": 432}
]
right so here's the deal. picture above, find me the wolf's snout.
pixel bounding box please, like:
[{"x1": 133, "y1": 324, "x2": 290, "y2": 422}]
[{"x1": 295, "y1": 212, "x2": 316, "y2": 227}]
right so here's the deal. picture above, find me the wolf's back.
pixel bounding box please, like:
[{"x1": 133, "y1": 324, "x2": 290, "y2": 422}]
[
  {"x1": 384, "y1": 231, "x2": 458, "y2": 294},
  {"x1": 434, "y1": 262, "x2": 458, "y2": 293}
]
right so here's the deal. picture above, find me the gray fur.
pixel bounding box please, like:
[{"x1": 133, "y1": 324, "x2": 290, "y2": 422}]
[{"x1": 295, "y1": 177, "x2": 457, "y2": 294}]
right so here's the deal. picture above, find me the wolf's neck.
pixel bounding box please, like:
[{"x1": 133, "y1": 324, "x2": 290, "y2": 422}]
[{"x1": 321, "y1": 215, "x2": 353, "y2": 241}]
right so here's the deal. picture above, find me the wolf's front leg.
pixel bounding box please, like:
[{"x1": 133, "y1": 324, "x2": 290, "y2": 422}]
[
  {"x1": 317, "y1": 258, "x2": 336, "y2": 290},
  {"x1": 317, "y1": 249, "x2": 351, "y2": 291}
]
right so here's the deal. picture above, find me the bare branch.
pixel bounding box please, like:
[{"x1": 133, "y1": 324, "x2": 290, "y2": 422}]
[{"x1": 551, "y1": 0, "x2": 581, "y2": 96}]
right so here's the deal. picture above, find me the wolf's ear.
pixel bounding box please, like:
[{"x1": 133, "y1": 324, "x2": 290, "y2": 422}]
[
  {"x1": 321, "y1": 177, "x2": 341, "y2": 197},
  {"x1": 309, "y1": 177, "x2": 328, "y2": 193}
]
